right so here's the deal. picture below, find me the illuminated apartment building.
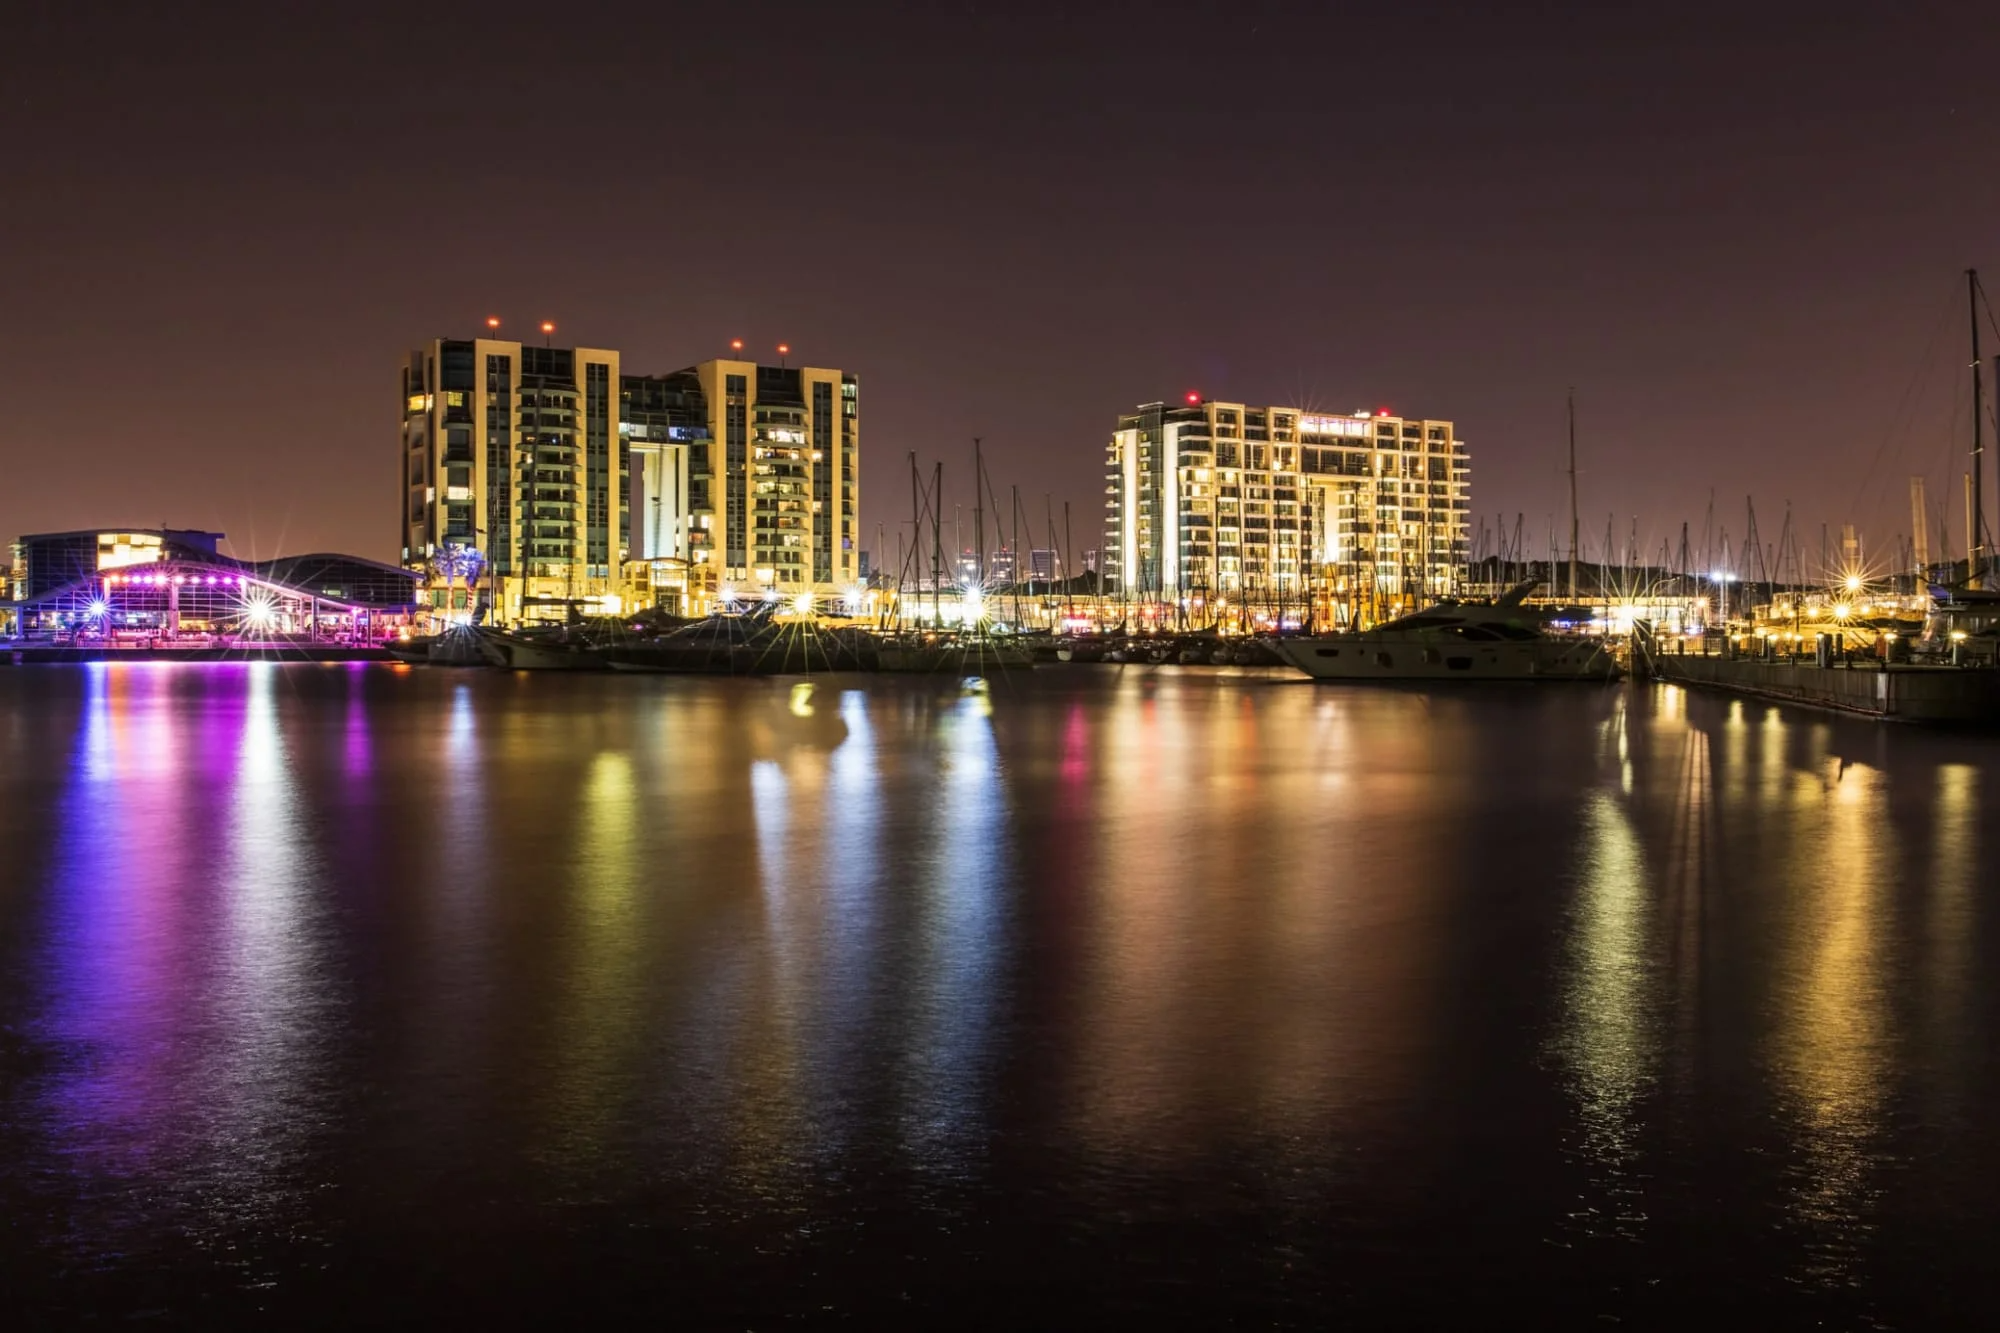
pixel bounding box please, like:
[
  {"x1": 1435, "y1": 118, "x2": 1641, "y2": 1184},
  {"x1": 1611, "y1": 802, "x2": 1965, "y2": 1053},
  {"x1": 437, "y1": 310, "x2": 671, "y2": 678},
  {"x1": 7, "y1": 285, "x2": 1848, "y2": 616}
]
[
  {"x1": 400, "y1": 337, "x2": 624, "y2": 620},
  {"x1": 402, "y1": 339, "x2": 858, "y2": 620},
  {"x1": 1104, "y1": 397, "x2": 1469, "y2": 617},
  {"x1": 623, "y1": 358, "x2": 860, "y2": 605}
]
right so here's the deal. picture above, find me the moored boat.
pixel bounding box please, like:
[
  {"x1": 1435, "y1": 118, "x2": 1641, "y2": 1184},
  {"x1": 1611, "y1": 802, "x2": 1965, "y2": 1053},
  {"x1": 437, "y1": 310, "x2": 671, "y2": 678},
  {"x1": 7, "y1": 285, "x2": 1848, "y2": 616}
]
[
  {"x1": 1273, "y1": 583, "x2": 1621, "y2": 682},
  {"x1": 476, "y1": 628, "x2": 606, "y2": 671}
]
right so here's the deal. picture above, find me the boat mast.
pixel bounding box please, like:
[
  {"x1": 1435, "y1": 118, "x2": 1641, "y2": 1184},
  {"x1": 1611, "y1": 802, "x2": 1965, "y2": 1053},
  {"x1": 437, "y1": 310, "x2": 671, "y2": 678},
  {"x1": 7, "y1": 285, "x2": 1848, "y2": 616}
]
[
  {"x1": 1063, "y1": 501, "x2": 1076, "y2": 620},
  {"x1": 972, "y1": 437, "x2": 985, "y2": 588},
  {"x1": 1970, "y1": 268, "x2": 1985, "y2": 584},
  {"x1": 1567, "y1": 388, "x2": 1580, "y2": 602},
  {"x1": 933, "y1": 461, "x2": 944, "y2": 629},
  {"x1": 1011, "y1": 483, "x2": 1022, "y2": 627},
  {"x1": 908, "y1": 451, "x2": 921, "y2": 633}
]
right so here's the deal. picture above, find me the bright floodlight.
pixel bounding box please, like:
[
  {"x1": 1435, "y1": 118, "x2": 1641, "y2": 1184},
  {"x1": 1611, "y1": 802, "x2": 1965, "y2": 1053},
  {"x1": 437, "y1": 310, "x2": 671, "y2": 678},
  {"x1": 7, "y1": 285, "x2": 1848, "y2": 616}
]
[
  {"x1": 1844, "y1": 574, "x2": 1862, "y2": 592},
  {"x1": 244, "y1": 592, "x2": 278, "y2": 628},
  {"x1": 792, "y1": 592, "x2": 815, "y2": 617},
  {"x1": 86, "y1": 598, "x2": 108, "y2": 619}
]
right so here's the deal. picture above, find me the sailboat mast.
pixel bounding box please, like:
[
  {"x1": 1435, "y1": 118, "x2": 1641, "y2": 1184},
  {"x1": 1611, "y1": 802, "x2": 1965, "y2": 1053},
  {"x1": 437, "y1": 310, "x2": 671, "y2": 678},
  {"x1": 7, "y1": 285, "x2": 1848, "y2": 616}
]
[
  {"x1": 1063, "y1": 501, "x2": 1076, "y2": 618},
  {"x1": 908, "y1": 451, "x2": 922, "y2": 631},
  {"x1": 1970, "y1": 269, "x2": 1985, "y2": 583},
  {"x1": 1011, "y1": 482, "x2": 1022, "y2": 626},
  {"x1": 932, "y1": 461, "x2": 944, "y2": 628},
  {"x1": 972, "y1": 438, "x2": 986, "y2": 607},
  {"x1": 1567, "y1": 389, "x2": 1580, "y2": 602}
]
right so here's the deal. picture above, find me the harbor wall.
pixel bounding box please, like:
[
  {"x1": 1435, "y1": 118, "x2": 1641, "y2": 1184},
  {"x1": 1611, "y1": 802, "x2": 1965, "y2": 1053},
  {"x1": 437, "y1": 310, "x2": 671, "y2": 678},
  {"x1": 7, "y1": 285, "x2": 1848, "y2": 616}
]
[{"x1": 1653, "y1": 654, "x2": 2000, "y2": 724}]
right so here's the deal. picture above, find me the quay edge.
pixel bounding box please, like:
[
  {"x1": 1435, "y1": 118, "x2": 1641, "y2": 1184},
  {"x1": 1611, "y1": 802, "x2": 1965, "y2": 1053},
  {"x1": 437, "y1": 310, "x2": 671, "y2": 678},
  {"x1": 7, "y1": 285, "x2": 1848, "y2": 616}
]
[{"x1": 1650, "y1": 653, "x2": 2000, "y2": 725}]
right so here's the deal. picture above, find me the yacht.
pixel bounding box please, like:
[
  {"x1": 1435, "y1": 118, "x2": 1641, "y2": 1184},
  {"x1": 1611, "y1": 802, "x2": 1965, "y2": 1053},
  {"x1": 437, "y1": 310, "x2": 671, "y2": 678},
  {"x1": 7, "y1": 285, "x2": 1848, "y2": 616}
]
[
  {"x1": 1272, "y1": 583, "x2": 1621, "y2": 682},
  {"x1": 1912, "y1": 588, "x2": 2000, "y2": 665}
]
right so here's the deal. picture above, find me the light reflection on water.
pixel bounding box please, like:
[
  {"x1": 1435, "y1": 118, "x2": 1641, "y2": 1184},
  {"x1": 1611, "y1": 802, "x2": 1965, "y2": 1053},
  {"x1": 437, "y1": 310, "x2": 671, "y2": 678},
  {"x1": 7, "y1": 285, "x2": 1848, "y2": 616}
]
[{"x1": 3, "y1": 665, "x2": 1999, "y2": 1323}]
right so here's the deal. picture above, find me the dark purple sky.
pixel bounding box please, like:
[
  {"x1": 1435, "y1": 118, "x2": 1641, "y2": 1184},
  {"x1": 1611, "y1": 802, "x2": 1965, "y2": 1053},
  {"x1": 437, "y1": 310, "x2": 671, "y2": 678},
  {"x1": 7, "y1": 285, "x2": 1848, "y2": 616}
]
[{"x1": 7, "y1": 1, "x2": 2000, "y2": 573}]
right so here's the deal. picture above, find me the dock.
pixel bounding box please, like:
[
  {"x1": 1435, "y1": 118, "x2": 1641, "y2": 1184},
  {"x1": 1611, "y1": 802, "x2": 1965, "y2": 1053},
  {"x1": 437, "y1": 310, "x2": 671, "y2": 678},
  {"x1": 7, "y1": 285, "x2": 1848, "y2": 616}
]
[
  {"x1": 4, "y1": 644, "x2": 394, "y2": 665},
  {"x1": 1649, "y1": 650, "x2": 2000, "y2": 724}
]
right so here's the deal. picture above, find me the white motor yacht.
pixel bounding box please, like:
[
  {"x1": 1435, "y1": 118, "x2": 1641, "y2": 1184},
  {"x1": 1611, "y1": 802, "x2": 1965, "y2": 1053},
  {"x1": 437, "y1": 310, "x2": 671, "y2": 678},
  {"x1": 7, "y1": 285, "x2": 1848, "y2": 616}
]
[{"x1": 1272, "y1": 584, "x2": 1621, "y2": 682}]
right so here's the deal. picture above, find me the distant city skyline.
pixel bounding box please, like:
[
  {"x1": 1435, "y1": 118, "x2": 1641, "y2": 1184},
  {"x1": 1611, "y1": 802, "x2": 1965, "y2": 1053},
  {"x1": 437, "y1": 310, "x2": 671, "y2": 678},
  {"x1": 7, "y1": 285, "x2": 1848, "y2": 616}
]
[{"x1": 6, "y1": 3, "x2": 1999, "y2": 575}]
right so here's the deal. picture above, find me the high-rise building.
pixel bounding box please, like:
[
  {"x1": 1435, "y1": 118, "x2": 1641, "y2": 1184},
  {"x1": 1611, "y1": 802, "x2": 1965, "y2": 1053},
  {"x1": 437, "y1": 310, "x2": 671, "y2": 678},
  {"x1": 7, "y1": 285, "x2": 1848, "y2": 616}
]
[
  {"x1": 1028, "y1": 548, "x2": 1057, "y2": 582},
  {"x1": 402, "y1": 342, "x2": 858, "y2": 619},
  {"x1": 619, "y1": 358, "x2": 860, "y2": 605},
  {"x1": 400, "y1": 337, "x2": 624, "y2": 620},
  {"x1": 1104, "y1": 398, "x2": 1469, "y2": 620}
]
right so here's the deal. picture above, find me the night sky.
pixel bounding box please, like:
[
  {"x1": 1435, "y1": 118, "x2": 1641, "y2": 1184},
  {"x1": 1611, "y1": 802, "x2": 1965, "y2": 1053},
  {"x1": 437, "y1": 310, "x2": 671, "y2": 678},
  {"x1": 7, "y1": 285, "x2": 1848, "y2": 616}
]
[{"x1": 8, "y1": 1, "x2": 2000, "y2": 574}]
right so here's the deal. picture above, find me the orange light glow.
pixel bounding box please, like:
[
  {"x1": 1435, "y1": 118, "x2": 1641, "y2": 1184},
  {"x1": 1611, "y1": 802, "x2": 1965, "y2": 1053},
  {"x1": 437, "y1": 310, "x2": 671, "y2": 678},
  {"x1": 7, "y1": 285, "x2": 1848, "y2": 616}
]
[
  {"x1": 777, "y1": 343, "x2": 791, "y2": 356},
  {"x1": 486, "y1": 316, "x2": 501, "y2": 329},
  {"x1": 541, "y1": 321, "x2": 556, "y2": 334},
  {"x1": 730, "y1": 338, "x2": 744, "y2": 352}
]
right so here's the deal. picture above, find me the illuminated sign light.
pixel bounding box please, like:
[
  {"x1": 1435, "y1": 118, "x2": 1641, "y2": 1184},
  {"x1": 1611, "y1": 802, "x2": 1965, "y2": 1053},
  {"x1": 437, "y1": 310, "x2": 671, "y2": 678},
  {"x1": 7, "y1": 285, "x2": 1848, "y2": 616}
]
[{"x1": 1295, "y1": 415, "x2": 1372, "y2": 438}]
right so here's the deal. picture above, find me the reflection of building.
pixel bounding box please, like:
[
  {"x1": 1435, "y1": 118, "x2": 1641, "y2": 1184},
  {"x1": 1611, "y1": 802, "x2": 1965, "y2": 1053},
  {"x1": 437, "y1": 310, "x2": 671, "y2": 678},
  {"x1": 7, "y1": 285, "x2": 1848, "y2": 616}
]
[
  {"x1": 7, "y1": 528, "x2": 420, "y2": 639},
  {"x1": 1104, "y1": 398, "x2": 1469, "y2": 618},
  {"x1": 401, "y1": 339, "x2": 860, "y2": 620}
]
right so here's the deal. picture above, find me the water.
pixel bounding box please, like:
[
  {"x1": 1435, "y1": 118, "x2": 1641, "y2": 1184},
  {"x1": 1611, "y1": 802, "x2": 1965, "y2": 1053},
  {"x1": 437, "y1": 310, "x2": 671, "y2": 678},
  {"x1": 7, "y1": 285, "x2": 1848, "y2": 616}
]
[{"x1": 2, "y1": 663, "x2": 1997, "y2": 1327}]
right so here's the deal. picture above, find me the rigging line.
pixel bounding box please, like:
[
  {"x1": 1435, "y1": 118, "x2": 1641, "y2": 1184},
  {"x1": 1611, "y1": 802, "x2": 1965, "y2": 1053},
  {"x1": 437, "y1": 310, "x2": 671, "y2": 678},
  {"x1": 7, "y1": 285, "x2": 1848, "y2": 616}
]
[
  {"x1": 1979, "y1": 273, "x2": 2000, "y2": 349},
  {"x1": 1846, "y1": 274, "x2": 1961, "y2": 518}
]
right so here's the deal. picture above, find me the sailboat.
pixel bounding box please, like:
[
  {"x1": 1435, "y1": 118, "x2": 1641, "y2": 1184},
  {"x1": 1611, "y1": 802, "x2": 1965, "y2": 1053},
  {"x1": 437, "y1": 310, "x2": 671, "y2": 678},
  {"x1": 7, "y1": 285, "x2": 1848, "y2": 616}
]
[{"x1": 1915, "y1": 269, "x2": 2000, "y2": 664}]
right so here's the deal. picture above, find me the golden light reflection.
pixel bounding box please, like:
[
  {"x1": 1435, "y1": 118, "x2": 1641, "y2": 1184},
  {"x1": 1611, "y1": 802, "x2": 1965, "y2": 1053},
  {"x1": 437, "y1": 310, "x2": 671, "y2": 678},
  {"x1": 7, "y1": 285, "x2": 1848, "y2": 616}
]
[
  {"x1": 1556, "y1": 787, "x2": 1656, "y2": 1236},
  {"x1": 1919, "y1": 764, "x2": 1977, "y2": 1124},
  {"x1": 1070, "y1": 675, "x2": 1438, "y2": 1160},
  {"x1": 1772, "y1": 756, "x2": 1892, "y2": 1282},
  {"x1": 545, "y1": 749, "x2": 642, "y2": 1166}
]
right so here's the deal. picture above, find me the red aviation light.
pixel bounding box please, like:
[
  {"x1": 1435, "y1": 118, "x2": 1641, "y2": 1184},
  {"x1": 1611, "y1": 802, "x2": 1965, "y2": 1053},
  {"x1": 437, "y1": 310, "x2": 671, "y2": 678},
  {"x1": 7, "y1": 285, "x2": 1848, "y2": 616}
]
[
  {"x1": 730, "y1": 338, "x2": 744, "y2": 353},
  {"x1": 1376, "y1": 406, "x2": 1391, "y2": 416},
  {"x1": 1186, "y1": 391, "x2": 1202, "y2": 405},
  {"x1": 485, "y1": 316, "x2": 501, "y2": 330},
  {"x1": 777, "y1": 343, "x2": 791, "y2": 357},
  {"x1": 541, "y1": 321, "x2": 556, "y2": 335}
]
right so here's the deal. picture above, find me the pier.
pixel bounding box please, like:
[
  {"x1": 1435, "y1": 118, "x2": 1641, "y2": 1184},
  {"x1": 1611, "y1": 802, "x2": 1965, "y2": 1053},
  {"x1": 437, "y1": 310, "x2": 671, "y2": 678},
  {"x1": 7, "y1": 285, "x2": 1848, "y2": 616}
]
[{"x1": 1647, "y1": 648, "x2": 2000, "y2": 724}]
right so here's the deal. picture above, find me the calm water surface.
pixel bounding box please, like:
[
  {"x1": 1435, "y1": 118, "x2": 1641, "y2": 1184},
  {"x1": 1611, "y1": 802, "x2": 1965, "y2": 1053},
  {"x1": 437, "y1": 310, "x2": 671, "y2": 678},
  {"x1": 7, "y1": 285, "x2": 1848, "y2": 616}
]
[{"x1": 2, "y1": 663, "x2": 1997, "y2": 1327}]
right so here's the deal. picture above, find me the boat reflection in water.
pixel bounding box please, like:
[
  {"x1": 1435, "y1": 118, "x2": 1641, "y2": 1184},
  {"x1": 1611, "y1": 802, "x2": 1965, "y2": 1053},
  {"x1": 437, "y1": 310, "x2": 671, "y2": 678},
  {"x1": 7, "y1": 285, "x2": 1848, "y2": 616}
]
[{"x1": 0, "y1": 666, "x2": 1995, "y2": 1325}]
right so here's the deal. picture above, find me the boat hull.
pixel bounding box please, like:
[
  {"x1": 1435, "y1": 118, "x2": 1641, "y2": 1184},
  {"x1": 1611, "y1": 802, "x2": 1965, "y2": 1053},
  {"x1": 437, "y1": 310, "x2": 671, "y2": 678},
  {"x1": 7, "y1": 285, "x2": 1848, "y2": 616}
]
[
  {"x1": 1274, "y1": 635, "x2": 1621, "y2": 681},
  {"x1": 477, "y1": 632, "x2": 605, "y2": 671}
]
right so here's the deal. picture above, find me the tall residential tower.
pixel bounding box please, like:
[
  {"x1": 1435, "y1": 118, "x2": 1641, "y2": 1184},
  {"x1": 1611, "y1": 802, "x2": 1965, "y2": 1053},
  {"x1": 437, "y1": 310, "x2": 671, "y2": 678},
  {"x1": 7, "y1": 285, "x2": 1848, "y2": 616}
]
[
  {"x1": 401, "y1": 340, "x2": 858, "y2": 619},
  {"x1": 1104, "y1": 398, "x2": 1469, "y2": 623},
  {"x1": 620, "y1": 358, "x2": 859, "y2": 606},
  {"x1": 400, "y1": 337, "x2": 624, "y2": 620}
]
